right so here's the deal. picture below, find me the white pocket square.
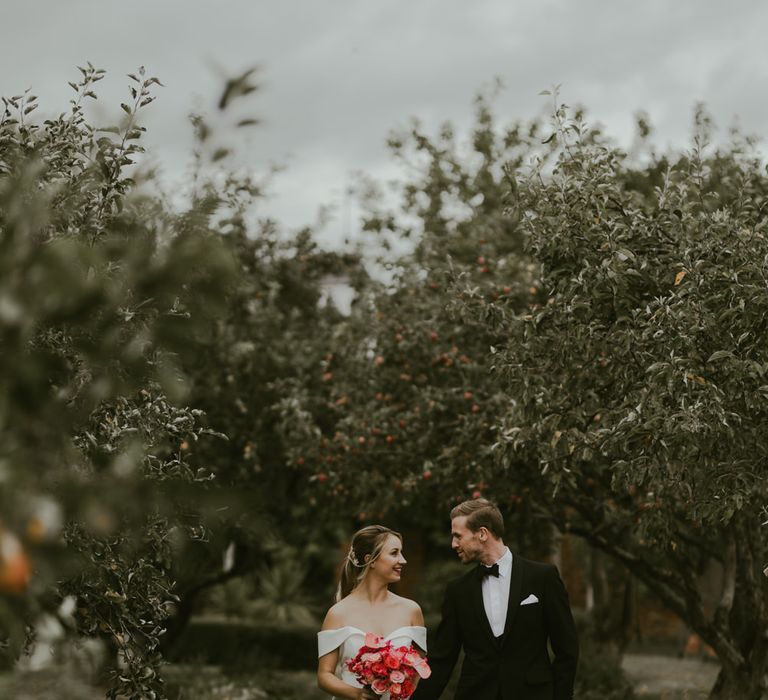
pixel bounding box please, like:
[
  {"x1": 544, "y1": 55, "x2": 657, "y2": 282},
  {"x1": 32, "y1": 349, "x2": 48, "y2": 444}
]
[{"x1": 520, "y1": 594, "x2": 539, "y2": 606}]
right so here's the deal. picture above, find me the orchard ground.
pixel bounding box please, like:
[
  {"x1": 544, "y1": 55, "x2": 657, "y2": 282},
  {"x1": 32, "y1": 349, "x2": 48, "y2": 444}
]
[{"x1": 0, "y1": 654, "x2": 719, "y2": 699}]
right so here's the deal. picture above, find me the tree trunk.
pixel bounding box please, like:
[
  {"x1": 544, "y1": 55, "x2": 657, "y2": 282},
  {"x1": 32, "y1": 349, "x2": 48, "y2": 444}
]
[
  {"x1": 704, "y1": 600, "x2": 768, "y2": 700},
  {"x1": 160, "y1": 589, "x2": 200, "y2": 653},
  {"x1": 564, "y1": 509, "x2": 768, "y2": 699},
  {"x1": 588, "y1": 547, "x2": 633, "y2": 661},
  {"x1": 708, "y1": 661, "x2": 767, "y2": 700},
  {"x1": 160, "y1": 560, "x2": 254, "y2": 653},
  {"x1": 703, "y1": 521, "x2": 768, "y2": 699}
]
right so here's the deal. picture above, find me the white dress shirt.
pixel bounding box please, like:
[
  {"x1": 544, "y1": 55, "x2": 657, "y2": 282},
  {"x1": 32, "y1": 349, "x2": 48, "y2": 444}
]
[{"x1": 480, "y1": 547, "x2": 513, "y2": 637}]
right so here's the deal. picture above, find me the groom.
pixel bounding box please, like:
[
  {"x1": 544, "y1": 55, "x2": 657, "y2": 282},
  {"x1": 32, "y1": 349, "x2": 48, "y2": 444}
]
[{"x1": 413, "y1": 498, "x2": 578, "y2": 700}]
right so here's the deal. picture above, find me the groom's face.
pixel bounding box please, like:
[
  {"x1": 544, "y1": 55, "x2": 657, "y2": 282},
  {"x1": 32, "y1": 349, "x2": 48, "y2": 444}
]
[{"x1": 451, "y1": 516, "x2": 483, "y2": 563}]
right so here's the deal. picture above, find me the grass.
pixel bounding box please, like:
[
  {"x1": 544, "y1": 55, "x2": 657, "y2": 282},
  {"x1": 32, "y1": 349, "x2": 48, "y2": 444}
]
[
  {"x1": 0, "y1": 667, "x2": 325, "y2": 700},
  {"x1": 639, "y1": 694, "x2": 708, "y2": 700},
  {"x1": 0, "y1": 668, "x2": 104, "y2": 700},
  {"x1": 0, "y1": 656, "x2": 716, "y2": 700},
  {"x1": 164, "y1": 666, "x2": 324, "y2": 700}
]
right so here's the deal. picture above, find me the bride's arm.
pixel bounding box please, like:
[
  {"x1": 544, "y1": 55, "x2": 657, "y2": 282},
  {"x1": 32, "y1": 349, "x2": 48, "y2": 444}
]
[
  {"x1": 317, "y1": 649, "x2": 376, "y2": 700},
  {"x1": 411, "y1": 603, "x2": 425, "y2": 631},
  {"x1": 410, "y1": 601, "x2": 427, "y2": 653},
  {"x1": 406, "y1": 601, "x2": 428, "y2": 693}
]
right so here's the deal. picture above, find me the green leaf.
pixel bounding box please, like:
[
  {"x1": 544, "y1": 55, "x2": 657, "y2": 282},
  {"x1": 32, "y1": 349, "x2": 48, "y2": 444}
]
[{"x1": 707, "y1": 350, "x2": 734, "y2": 363}]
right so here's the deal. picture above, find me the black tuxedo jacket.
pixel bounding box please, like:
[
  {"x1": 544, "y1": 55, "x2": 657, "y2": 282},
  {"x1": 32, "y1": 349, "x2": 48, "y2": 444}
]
[{"x1": 413, "y1": 556, "x2": 578, "y2": 700}]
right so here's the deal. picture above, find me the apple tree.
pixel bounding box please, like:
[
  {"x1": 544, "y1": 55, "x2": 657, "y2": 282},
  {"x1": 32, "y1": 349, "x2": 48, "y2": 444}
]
[
  {"x1": 488, "y1": 99, "x2": 768, "y2": 699},
  {"x1": 0, "y1": 67, "x2": 239, "y2": 699},
  {"x1": 290, "y1": 97, "x2": 558, "y2": 564}
]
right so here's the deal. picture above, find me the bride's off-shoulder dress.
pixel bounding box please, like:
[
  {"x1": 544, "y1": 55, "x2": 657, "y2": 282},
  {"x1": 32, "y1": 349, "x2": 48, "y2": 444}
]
[{"x1": 317, "y1": 625, "x2": 428, "y2": 700}]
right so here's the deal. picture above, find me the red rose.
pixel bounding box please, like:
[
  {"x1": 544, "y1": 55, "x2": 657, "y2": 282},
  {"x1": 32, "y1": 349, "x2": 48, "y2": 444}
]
[{"x1": 385, "y1": 655, "x2": 401, "y2": 669}]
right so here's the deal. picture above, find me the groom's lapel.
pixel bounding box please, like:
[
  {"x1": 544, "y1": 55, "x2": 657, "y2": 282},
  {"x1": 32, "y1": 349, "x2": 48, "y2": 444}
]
[
  {"x1": 500, "y1": 556, "x2": 524, "y2": 644},
  {"x1": 469, "y1": 570, "x2": 497, "y2": 645}
]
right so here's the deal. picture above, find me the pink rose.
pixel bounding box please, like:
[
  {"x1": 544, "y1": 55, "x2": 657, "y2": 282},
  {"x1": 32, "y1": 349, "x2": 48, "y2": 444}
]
[
  {"x1": 364, "y1": 633, "x2": 386, "y2": 648},
  {"x1": 362, "y1": 652, "x2": 382, "y2": 663},
  {"x1": 413, "y1": 658, "x2": 431, "y2": 679},
  {"x1": 390, "y1": 683, "x2": 403, "y2": 696},
  {"x1": 371, "y1": 678, "x2": 389, "y2": 694},
  {"x1": 404, "y1": 651, "x2": 421, "y2": 666},
  {"x1": 389, "y1": 647, "x2": 406, "y2": 662},
  {"x1": 390, "y1": 670, "x2": 406, "y2": 684}
]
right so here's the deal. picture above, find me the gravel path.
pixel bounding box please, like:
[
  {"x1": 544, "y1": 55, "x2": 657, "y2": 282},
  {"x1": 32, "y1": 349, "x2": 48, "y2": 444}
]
[
  {"x1": 623, "y1": 654, "x2": 719, "y2": 698},
  {"x1": 0, "y1": 655, "x2": 723, "y2": 700}
]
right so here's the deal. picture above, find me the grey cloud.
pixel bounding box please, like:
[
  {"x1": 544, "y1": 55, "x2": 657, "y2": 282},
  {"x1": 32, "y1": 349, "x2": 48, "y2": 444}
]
[{"x1": 3, "y1": 0, "x2": 767, "y2": 235}]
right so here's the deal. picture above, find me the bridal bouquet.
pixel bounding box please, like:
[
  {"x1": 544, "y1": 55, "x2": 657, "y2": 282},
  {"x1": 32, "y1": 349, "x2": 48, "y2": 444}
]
[{"x1": 346, "y1": 632, "x2": 431, "y2": 698}]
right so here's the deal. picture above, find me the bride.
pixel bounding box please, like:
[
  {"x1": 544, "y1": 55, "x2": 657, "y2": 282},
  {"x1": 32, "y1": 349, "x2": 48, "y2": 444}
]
[{"x1": 317, "y1": 525, "x2": 427, "y2": 700}]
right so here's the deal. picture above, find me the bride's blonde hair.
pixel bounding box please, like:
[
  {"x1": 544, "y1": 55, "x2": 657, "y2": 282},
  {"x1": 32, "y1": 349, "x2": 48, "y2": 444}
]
[{"x1": 335, "y1": 525, "x2": 402, "y2": 602}]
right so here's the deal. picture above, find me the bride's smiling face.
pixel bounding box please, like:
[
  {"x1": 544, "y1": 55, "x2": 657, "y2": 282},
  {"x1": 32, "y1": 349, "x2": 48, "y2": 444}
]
[{"x1": 369, "y1": 534, "x2": 406, "y2": 582}]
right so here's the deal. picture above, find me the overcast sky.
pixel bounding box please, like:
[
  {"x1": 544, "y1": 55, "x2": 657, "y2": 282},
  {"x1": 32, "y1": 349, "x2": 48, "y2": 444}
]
[{"x1": 3, "y1": 1, "x2": 768, "y2": 247}]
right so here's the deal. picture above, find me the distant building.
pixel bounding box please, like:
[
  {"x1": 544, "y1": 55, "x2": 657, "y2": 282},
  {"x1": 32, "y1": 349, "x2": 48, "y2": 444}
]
[{"x1": 320, "y1": 275, "x2": 355, "y2": 315}]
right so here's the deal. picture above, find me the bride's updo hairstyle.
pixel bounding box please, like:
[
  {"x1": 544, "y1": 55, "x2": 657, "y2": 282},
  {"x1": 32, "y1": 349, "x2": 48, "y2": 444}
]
[{"x1": 335, "y1": 525, "x2": 402, "y2": 602}]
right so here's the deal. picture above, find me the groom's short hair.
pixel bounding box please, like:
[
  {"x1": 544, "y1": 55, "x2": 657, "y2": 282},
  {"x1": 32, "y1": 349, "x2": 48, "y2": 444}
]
[{"x1": 451, "y1": 498, "x2": 504, "y2": 539}]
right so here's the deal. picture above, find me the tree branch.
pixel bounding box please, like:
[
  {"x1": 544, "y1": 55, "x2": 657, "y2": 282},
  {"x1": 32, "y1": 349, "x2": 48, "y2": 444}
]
[{"x1": 713, "y1": 530, "x2": 736, "y2": 631}]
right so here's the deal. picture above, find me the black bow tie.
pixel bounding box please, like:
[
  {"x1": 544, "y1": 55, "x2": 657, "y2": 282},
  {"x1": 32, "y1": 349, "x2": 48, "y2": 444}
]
[{"x1": 478, "y1": 563, "x2": 500, "y2": 579}]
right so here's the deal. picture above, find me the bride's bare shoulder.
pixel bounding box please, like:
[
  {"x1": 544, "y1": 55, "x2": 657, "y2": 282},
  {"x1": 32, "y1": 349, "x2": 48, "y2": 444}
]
[
  {"x1": 389, "y1": 592, "x2": 421, "y2": 610},
  {"x1": 321, "y1": 598, "x2": 353, "y2": 630},
  {"x1": 390, "y1": 594, "x2": 424, "y2": 625}
]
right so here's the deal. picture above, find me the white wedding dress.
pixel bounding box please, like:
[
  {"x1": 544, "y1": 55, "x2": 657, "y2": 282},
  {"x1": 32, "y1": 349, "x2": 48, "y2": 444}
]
[{"x1": 317, "y1": 625, "x2": 427, "y2": 700}]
